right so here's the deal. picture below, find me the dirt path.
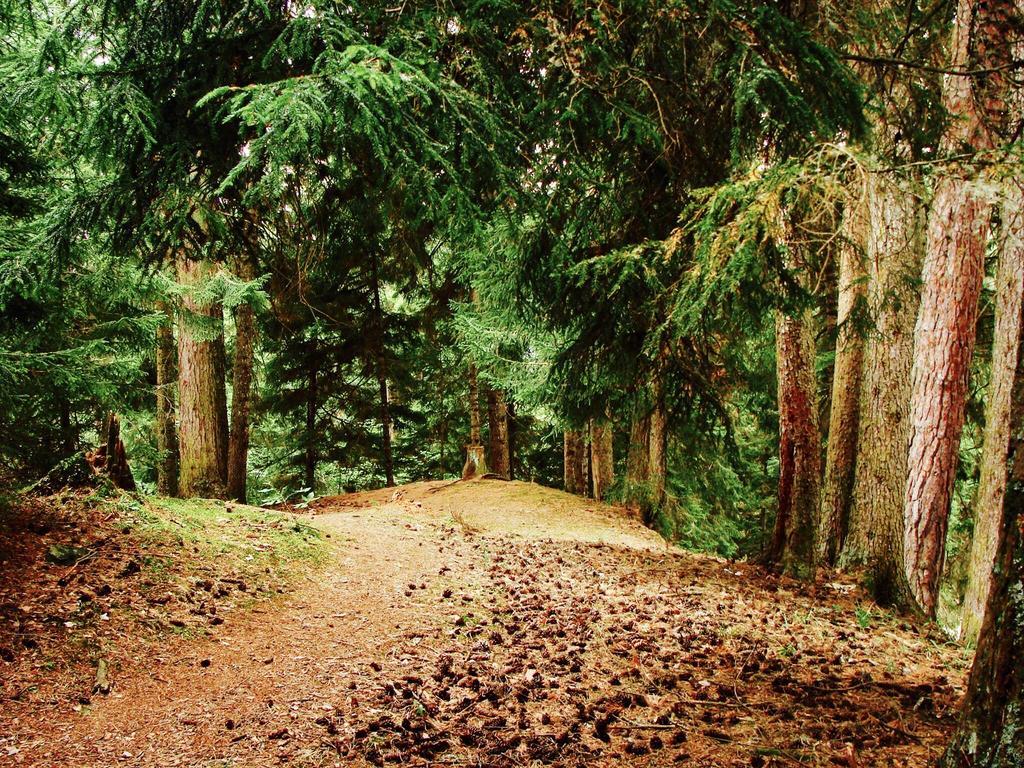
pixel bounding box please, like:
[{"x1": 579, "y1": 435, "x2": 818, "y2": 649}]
[{"x1": 5, "y1": 480, "x2": 965, "y2": 767}]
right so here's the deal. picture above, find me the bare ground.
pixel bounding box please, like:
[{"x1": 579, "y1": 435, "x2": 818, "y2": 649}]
[{"x1": 1, "y1": 479, "x2": 968, "y2": 767}]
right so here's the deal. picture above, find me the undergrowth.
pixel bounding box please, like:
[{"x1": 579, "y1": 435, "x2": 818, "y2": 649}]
[{"x1": 113, "y1": 494, "x2": 328, "y2": 586}]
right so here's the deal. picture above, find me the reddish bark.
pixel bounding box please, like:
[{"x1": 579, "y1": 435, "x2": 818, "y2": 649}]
[
  {"x1": 940, "y1": 234, "x2": 1024, "y2": 765},
  {"x1": 903, "y1": 0, "x2": 1015, "y2": 615},
  {"x1": 769, "y1": 309, "x2": 821, "y2": 576},
  {"x1": 961, "y1": 128, "x2": 1024, "y2": 641}
]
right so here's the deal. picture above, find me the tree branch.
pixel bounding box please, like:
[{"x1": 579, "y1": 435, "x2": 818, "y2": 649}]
[{"x1": 841, "y1": 53, "x2": 1024, "y2": 77}]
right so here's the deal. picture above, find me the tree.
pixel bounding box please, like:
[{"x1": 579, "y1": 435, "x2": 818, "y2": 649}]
[
  {"x1": 960, "y1": 185, "x2": 1024, "y2": 642},
  {"x1": 370, "y1": 249, "x2": 395, "y2": 488},
  {"x1": 304, "y1": 343, "x2": 319, "y2": 492},
  {"x1": 624, "y1": 385, "x2": 669, "y2": 515},
  {"x1": 903, "y1": 0, "x2": 1017, "y2": 616},
  {"x1": 842, "y1": 172, "x2": 924, "y2": 607},
  {"x1": 626, "y1": 413, "x2": 652, "y2": 493},
  {"x1": 487, "y1": 388, "x2": 511, "y2": 479},
  {"x1": 563, "y1": 430, "x2": 585, "y2": 495},
  {"x1": 155, "y1": 300, "x2": 179, "y2": 497},
  {"x1": 227, "y1": 252, "x2": 259, "y2": 502},
  {"x1": 939, "y1": 244, "x2": 1024, "y2": 766},
  {"x1": 825, "y1": 0, "x2": 944, "y2": 604},
  {"x1": 816, "y1": 196, "x2": 867, "y2": 564},
  {"x1": 0, "y1": 20, "x2": 153, "y2": 485},
  {"x1": 589, "y1": 419, "x2": 614, "y2": 500},
  {"x1": 769, "y1": 300, "x2": 821, "y2": 576},
  {"x1": 463, "y1": 362, "x2": 487, "y2": 478},
  {"x1": 648, "y1": 377, "x2": 669, "y2": 506},
  {"x1": 176, "y1": 256, "x2": 229, "y2": 498}
]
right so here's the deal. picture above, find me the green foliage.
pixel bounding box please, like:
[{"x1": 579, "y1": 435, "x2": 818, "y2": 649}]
[
  {"x1": 0, "y1": 0, "x2": 980, "y2": 616},
  {"x1": 609, "y1": 386, "x2": 777, "y2": 559},
  {"x1": 727, "y1": 4, "x2": 865, "y2": 161},
  {"x1": 0, "y1": 237, "x2": 155, "y2": 480}
]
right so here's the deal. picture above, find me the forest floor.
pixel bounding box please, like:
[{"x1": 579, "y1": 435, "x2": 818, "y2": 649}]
[{"x1": 1, "y1": 479, "x2": 970, "y2": 767}]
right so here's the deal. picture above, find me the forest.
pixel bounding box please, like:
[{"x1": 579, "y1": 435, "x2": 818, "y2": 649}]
[{"x1": 1, "y1": 0, "x2": 1023, "y2": 765}]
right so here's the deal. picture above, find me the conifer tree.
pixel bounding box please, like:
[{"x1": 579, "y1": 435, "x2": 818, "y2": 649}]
[
  {"x1": 155, "y1": 300, "x2": 180, "y2": 497},
  {"x1": 939, "y1": 242, "x2": 1024, "y2": 766},
  {"x1": 904, "y1": 0, "x2": 1020, "y2": 616},
  {"x1": 176, "y1": 256, "x2": 229, "y2": 498},
  {"x1": 816, "y1": 195, "x2": 867, "y2": 565}
]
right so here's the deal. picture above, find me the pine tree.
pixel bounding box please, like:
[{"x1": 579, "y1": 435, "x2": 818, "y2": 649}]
[
  {"x1": 939, "y1": 236, "x2": 1024, "y2": 765},
  {"x1": 487, "y1": 388, "x2": 511, "y2": 479},
  {"x1": 843, "y1": 173, "x2": 924, "y2": 607},
  {"x1": 961, "y1": 184, "x2": 1024, "y2": 642},
  {"x1": 816, "y1": 196, "x2": 867, "y2": 564},
  {"x1": 155, "y1": 300, "x2": 180, "y2": 497},
  {"x1": 227, "y1": 252, "x2": 259, "y2": 502},
  {"x1": 904, "y1": 0, "x2": 1019, "y2": 616},
  {"x1": 176, "y1": 256, "x2": 229, "y2": 498}
]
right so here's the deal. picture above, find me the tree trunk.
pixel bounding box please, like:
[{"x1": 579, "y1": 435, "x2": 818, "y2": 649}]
[
  {"x1": 487, "y1": 388, "x2": 510, "y2": 478},
  {"x1": 438, "y1": 415, "x2": 447, "y2": 478},
  {"x1": 939, "y1": 256, "x2": 1024, "y2": 766},
  {"x1": 370, "y1": 252, "x2": 395, "y2": 488},
  {"x1": 226, "y1": 256, "x2": 257, "y2": 503},
  {"x1": 59, "y1": 398, "x2": 74, "y2": 457},
  {"x1": 468, "y1": 363, "x2": 482, "y2": 445},
  {"x1": 564, "y1": 430, "x2": 585, "y2": 494},
  {"x1": 841, "y1": 173, "x2": 924, "y2": 606},
  {"x1": 176, "y1": 256, "x2": 229, "y2": 499},
  {"x1": 816, "y1": 197, "x2": 867, "y2": 565},
  {"x1": 960, "y1": 199, "x2": 1024, "y2": 642},
  {"x1": 648, "y1": 383, "x2": 667, "y2": 505},
  {"x1": 903, "y1": 188, "x2": 988, "y2": 614},
  {"x1": 587, "y1": 421, "x2": 599, "y2": 498},
  {"x1": 304, "y1": 353, "x2": 318, "y2": 492},
  {"x1": 625, "y1": 379, "x2": 667, "y2": 511},
  {"x1": 462, "y1": 362, "x2": 487, "y2": 478},
  {"x1": 507, "y1": 400, "x2": 517, "y2": 481},
  {"x1": 580, "y1": 428, "x2": 593, "y2": 497},
  {"x1": 91, "y1": 412, "x2": 136, "y2": 491},
  {"x1": 769, "y1": 307, "x2": 821, "y2": 577},
  {"x1": 591, "y1": 420, "x2": 614, "y2": 500},
  {"x1": 626, "y1": 414, "x2": 651, "y2": 489},
  {"x1": 902, "y1": 0, "x2": 1010, "y2": 614},
  {"x1": 155, "y1": 301, "x2": 179, "y2": 497},
  {"x1": 377, "y1": 373, "x2": 395, "y2": 487}
]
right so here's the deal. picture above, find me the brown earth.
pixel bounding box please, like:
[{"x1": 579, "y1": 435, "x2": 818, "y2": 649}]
[{"x1": 1, "y1": 479, "x2": 968, "y2": 767}]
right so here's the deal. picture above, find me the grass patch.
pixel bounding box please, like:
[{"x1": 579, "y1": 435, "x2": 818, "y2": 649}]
[{"x1": 114, "y1": 495, "x2": 329, "y2": 586}]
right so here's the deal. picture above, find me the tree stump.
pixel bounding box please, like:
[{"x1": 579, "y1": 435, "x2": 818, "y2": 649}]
[
  {"x1": 462, "y1": 444, "x2": 488, "y2": 479},
  {"x1": 85, "y1": 412, "x2": 137, "y2": 491}
]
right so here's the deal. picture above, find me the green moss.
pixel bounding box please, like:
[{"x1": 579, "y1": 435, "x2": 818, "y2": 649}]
[
  {"x1": 113, "y1": 494, "x2": 329, "y2": 584},
  {"x1": 45, "y1": 543, "x2": 92, "y2": 564}
]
